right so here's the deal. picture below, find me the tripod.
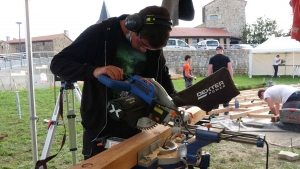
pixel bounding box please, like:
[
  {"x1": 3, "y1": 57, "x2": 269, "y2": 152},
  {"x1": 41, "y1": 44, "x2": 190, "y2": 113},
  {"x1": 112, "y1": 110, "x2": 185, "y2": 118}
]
[{"x1": 39, "y1": 80, "x2": 82, "y2": 168}]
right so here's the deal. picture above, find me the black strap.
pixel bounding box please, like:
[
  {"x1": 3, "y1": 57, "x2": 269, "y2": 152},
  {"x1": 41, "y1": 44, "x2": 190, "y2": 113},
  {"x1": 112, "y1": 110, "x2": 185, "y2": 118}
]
[
  {"x1": 35, "y1": 89, "x2": 67, "y2": 169},
  {"x1": 287, "y1": 92, "x2": 300, "y2": 102}
]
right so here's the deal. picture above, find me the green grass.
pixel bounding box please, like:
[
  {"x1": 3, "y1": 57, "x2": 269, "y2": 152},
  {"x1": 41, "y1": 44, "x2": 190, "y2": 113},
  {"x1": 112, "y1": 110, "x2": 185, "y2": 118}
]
[
  {"x1": 0, "y1": 75, "x2": 300, "y2": 169},
  {"x1": 172, "y1": 75, "x2": 300, "y2": 91}
]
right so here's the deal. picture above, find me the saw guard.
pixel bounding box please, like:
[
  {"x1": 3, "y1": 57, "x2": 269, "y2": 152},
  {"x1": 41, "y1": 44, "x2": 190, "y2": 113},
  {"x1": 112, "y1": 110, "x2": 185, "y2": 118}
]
[{"x1": 136, "y1": 117, "x2": 157, "y2": 130}]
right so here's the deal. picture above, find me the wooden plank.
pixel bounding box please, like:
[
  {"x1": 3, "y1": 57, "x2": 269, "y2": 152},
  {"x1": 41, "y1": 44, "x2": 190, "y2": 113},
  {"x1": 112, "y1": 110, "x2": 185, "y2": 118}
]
[
  {"x1": 229, "y1": 112, "x2": 249, "y2": 119},
  {"x1": 238, "y1": 101, "x2": 266, "y2": 108},
  {"x1": 248, "y1": 113, "x2": 274, "y2": 118},
  {"x1": 185, "y1": 106, "x2": 207, "y2": 124},
  {"x1": 230, "y1": 107, "x2": 270, "y2": 119},
  {"x1": 72, "y1": 125, "x2": 172, "y2": 169},
  {"x1": 207, "y1": 107, "x2": 233, "y2": 115},
  {"x1": 231, "y1": 108, "x2": 251, "y2": 111},
  {"x1": 72, "y1": 107, "x2": 206, "y2": 169},
  {"x1": 245, "y1": 107, "x2": 270, "y2": 114}
]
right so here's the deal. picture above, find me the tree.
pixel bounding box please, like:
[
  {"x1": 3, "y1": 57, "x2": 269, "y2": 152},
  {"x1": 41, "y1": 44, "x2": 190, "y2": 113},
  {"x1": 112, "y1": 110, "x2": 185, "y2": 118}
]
[{"x1": 241, "y1": 17, "x2": 290, "y2": 44}]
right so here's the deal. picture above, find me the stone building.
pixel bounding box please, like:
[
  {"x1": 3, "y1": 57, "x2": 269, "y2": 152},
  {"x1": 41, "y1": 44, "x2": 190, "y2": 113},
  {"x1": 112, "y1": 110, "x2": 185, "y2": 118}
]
[
  {"x1": 169, "y1": 0, "x2": 247, "y2": 47},
  {"x1": 198, "y1": 0, "x2": 247, "y2": 43},
  {"x1": 0, "y1": 40, "x2": 6, "y2": 54},
  {"x1": 1, "y1": 30, "x2": 72, "y2": 57}
]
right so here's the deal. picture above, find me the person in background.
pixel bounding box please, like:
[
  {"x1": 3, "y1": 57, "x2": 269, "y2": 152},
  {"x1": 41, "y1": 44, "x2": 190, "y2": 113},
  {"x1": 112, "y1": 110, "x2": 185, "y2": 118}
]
[
  {"x1": 183, "y1": 55, "x2": 195, "y2": 88},
  {"x1": 50, "y1": 6, "x2": 177, "y2": 160},
  {"x1": 207, "y1": 46, "x2": 233, "y2": 115},
  {"x1": 273, "y1": 55, "x2": 281, "y2": 78},
  {"x1": 258, "y1": 85, "x2": 300, "y2": 116}
]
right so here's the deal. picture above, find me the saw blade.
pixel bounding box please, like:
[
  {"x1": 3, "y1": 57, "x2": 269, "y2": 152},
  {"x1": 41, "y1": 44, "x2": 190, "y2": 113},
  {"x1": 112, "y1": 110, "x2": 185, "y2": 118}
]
[{"x1": 136, "y1": 117, "x2": 157, "y2": 130}]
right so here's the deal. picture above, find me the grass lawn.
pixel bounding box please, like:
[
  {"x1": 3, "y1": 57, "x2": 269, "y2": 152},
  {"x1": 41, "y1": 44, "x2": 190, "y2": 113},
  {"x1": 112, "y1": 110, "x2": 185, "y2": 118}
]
[{"x1": 0, "y1": 75, "x2": 299, "y2": 169}]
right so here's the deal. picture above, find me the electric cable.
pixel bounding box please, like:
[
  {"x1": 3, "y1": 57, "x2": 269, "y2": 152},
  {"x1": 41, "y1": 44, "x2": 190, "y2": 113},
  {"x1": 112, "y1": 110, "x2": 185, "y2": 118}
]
[{"x1": 264, "y1": 139, "x2": 269, "y2": 169}]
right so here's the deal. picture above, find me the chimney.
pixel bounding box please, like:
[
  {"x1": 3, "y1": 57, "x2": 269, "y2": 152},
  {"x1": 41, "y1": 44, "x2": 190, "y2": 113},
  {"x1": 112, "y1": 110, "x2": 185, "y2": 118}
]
[
  {"x1": 64, "y1": 30, "x2": 69, "y2": 37},
  {"x1": 6, "y1": 36, "x2": 10, "y2": 41}
]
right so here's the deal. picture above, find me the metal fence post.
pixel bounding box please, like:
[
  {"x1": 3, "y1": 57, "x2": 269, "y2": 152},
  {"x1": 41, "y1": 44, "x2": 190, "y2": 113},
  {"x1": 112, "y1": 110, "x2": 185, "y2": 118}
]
[{"x1": 15, "y1": 91, "x2": 21, "y2": 119}]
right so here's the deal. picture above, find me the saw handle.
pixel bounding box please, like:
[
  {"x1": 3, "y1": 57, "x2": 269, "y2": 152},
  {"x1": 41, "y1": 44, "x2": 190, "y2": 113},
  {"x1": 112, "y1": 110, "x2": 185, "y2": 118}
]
[
  {"x1": 98, "y1": 75, "x2": 131, "y2": 91},
  {"x1": 97, "y1": 75, "x2": 156, "y2": 104}
]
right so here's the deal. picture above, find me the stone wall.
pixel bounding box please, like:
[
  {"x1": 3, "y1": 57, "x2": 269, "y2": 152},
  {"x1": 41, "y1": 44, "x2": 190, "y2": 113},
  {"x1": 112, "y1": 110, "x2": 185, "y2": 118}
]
[
  {"x1": 163, "y1": 49, "x2": 250, "y2": 76},
  {"x1": 53, "y1": 36, "x2": 72, "y2": 53},
  {"x1": 0, "y1": 50, "x2": 250, "y2": 91},
  {"x1": 204, "y1": 0, "x2": 247, "y2": 38},
  {"x1": 1, "y1": 35, "x2": 72, "y2": 55}
]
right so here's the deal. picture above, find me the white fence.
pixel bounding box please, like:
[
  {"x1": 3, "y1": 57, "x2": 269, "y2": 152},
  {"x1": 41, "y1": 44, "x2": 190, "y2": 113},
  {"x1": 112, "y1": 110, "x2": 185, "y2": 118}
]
[{"x1": 0, "y1": 51, "x2": 56, "y2": 69}]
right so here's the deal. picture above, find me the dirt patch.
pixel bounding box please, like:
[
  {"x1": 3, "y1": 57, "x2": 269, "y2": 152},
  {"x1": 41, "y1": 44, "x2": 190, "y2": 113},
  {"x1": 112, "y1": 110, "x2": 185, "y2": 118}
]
[
  {"x1": 171, "y1": 74, "x2": 183, "y2": 80},
  {"x1": 0, "y1": 134, "x2": 8, "y2": 141}
]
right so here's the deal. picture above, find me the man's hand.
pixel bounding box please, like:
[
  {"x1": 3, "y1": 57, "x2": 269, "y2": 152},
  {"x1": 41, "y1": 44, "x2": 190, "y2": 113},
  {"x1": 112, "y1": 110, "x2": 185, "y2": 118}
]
[
  {"x1": 93, "y1": 65, "x2": 124, "y2": 80},
  {"x1": 265, "y1": 97, "x2": 278, "y2": 115}
]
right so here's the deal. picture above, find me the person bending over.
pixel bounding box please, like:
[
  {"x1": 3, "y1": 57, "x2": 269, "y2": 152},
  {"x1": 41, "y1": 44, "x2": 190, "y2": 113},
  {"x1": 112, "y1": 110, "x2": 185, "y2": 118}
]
[{"x1": 258, "y1": 85, "x2": 300, "y2": 116}]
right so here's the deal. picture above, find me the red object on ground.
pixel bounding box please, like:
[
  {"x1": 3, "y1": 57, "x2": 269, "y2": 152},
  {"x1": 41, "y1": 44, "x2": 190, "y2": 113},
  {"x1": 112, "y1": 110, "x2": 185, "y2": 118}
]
[{"x1": 291, "y1": 0, "x2": 300, "y2": 41}]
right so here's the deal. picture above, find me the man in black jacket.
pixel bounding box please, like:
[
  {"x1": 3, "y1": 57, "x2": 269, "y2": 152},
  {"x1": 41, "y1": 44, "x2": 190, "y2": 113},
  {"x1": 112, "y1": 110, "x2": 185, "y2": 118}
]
[
  {"x1": 207, "y1": 46, "x2": 233, "y2": 115},
  {"x1": 50, "y1": 6, "x2": 177, "y2": 159}
]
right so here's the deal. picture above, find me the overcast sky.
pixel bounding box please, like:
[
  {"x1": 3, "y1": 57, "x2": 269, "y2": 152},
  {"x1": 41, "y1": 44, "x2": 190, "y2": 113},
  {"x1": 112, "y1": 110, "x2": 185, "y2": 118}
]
[{"x1": 0, "y1": 0, "x2": 293, "y2": 41}]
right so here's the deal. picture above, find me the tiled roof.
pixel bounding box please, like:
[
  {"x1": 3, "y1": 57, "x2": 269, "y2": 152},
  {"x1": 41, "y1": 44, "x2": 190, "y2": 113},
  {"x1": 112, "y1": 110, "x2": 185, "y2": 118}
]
[
  {"x1": 170, "y1": 27, "x2": 231, "y2": 37},
  {"x1": 7, "y1": 33, "x2": 71, "y2": 43}
]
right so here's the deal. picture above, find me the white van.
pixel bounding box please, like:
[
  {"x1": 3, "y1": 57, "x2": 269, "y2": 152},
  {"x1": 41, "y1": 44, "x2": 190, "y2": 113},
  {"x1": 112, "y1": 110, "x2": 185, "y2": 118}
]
[
  {"x1": 164, "y1": 38, "x2": 196, "y2": 50},
  {"x1": 196, "y1": 40, "x2": 219, "y2": 50}
]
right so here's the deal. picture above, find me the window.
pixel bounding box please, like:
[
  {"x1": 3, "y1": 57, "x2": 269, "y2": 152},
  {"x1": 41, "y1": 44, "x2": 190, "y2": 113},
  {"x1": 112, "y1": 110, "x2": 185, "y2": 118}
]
[
  {"x1": 207, "y1": 14, "x2": 221, "y2": 21},
  {"x1": 192, "y1": 39, "x2": 198, "y2": 46},
  {"x1": 167, "y1": 40, "x2": 176, "y2": 46},
  {"x1": 207, "y1": 41, "x2": 219, "y2": 46},
  {"x1": 210, "y1": 15, "x2": 218, "y2": 21},
  {"x1": 178, "y1": 40, "x2": 186, "y2": 47}
]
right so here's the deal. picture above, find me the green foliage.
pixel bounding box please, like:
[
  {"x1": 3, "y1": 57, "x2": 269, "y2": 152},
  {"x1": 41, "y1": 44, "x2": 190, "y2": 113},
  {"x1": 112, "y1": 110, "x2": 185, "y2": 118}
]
[
  {"x1": 0, "y1": 88, "x2": 83, "y2": 169},
  {"x1": 241, "y1": 17, "x2": 290, "y2": 44}
]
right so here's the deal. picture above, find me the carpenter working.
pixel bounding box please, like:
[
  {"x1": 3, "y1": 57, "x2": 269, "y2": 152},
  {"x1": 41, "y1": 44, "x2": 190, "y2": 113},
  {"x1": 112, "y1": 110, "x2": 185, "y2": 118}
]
[
  {"x1": 258, "y1": 85, "x2": 300, "y2": 116},
  {"x1": 50, "y1": 6, "x2": 177, "y2": 160}
]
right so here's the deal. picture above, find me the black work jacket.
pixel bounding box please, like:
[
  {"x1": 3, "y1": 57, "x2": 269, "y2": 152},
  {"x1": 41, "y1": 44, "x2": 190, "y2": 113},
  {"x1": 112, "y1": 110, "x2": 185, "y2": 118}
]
[{"x1": 50, "y1": 15, "x2": 176, "y2": 140}]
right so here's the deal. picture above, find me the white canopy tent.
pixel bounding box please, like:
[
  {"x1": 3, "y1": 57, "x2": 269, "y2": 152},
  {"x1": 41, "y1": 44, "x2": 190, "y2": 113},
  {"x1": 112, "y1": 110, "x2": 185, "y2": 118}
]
[{"x1": 249, "y1": 37, "x2": 300, "y2": 78}]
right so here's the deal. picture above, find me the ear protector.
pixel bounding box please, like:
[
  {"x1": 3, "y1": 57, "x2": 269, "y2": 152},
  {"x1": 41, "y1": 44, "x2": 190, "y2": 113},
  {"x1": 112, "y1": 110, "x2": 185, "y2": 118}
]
[{"x1": 124, "y1": 14, "x2": 172, "y2": 32}]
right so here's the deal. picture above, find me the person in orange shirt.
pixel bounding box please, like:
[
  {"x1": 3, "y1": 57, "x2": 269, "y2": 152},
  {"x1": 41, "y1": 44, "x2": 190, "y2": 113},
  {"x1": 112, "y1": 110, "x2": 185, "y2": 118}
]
[
  {"x1": 183, "y1": 55, "x2": 195, "y2": 88},
  {"x1": 290, "y1": 0, "x2": 300, "y2": 41}
]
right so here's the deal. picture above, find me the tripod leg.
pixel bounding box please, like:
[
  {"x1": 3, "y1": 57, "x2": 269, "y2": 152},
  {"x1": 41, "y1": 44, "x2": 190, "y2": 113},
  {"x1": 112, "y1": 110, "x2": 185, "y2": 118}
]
[
  {"x1": 73, "y1": 83, "x2": 82, "y2": 103},
  {"x1": 66, "y1": 89, "x2": 77, "y2": 166},
  {"x1": 40, "y1": 90, "x2": 65, "y2": 162}
]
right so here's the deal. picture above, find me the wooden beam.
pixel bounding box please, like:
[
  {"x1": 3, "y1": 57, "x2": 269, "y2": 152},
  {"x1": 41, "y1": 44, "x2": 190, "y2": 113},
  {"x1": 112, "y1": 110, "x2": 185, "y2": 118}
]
[
  {"x1": 238, "y1": 101, "x2": 266, "y2": 108},
  {"x1": 207, "y1": 107, "x2": 233, "y2": 115},
  {"x1": 248, "y1": 113, "x2": 274, "y2": 118},
  {"x1": 72, "y1": 107, "x2": 206, "y2": 169},
  {"x1": 185, "y1": 106, "x2": 207, "y2": 124},
  {"x1": 230, "y1": 107, "x2": 270, "y2": 119},
  {"x1": 72, "y1": 125, "x2": 172, "y2": 169},
  {"x1": 229, "y1": 112, "x2": 249, "y2": 119}
]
